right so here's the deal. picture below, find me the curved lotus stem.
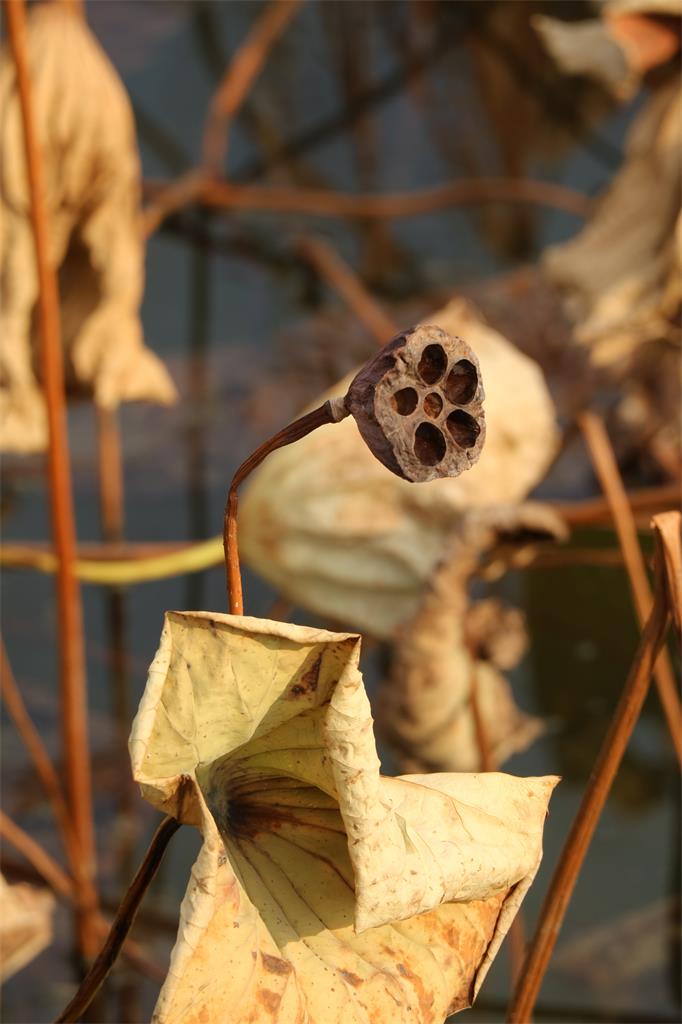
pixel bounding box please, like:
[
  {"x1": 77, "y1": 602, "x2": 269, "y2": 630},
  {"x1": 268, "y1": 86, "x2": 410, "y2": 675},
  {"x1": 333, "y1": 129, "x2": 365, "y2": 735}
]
[{"x1": 223, "y1": 400, "x2": 348, "y2": 614}]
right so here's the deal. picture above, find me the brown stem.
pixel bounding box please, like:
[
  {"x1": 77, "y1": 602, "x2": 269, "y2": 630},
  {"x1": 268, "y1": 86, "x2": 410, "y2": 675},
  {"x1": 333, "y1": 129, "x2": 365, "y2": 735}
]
[
  {"x1": 469, "y1": 663, "x2": 526, "y2": 983},
  {"x1": 506, "y1": 521, "x2": 672, "y2": 1023},
  {"x1": 54, "y1": 816, "x2": 180, "y2": 1024},
  {"x1": 297, "y1": 235, "x2": 397, "y2": 345},
  {"x1": 0, "y1": 853, "x2": 164, "y2": 984},
  {"x1": 0, "y1": 810, "x2": 75, "y2": 900},
  {"x1": 142, "y1": 175, "x2": 592, "y2": 236},
  {"x1": 96, "y1": 406, "x2": 125, "y2": 543},
  {"x1": 549, "y1": 481, "x2": 680, "y2": 528},
  {"x1": 5, "y1": 0, "x2": 98, "y2": 954},
  {"x1": 579, "y1": 412, "x2": 682, "y2": 765},
  {"x1": 203, "y1": 0, "x2": 305, "y2": 174},
  {"x1": 0, "y1": 640, "x2": 77, "y2": 867},
  {"x1": 654, "y1": 511, "x2": 682, "y2": 637},
  {"x1": 224, "y1": 401, "x2": 343, "y2": 614}
]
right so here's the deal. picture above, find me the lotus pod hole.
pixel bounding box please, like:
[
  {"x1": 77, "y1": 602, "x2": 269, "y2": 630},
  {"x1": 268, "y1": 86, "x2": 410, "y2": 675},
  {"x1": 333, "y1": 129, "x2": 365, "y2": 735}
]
[
  {"x1": 418, "y1": 343, "x2": 448, "y2": 384},
  {"x1": 345, "y1": 325, "x2": 486, "y2": 482},
  {"x1": 444, "y1": 360, "x2": 479, "y2": 405},
  {"x1": 423, "y1": 392, "x2": 444, "y2": 418},
  {"x1": 414, "y1": 422, "x2": 447, "y2": 465},
  {"x1": 446, "y1": 409, "x2": 481, "y2": 449},
  {"x1": 391, "y1": 387, "x2": 419, "y2": 415}
]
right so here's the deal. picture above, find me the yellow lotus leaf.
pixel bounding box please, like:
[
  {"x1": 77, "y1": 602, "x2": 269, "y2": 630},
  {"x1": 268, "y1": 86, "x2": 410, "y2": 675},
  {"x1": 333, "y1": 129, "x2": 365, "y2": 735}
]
[
  {"x1": 240, "y1": 299, "x2": 559, "y2": 639},
  {"x1": 130, "y1": 612, "x2": 558, "y2": 1023},
  {"x1": 0, "y1": 4, "x2": 177, "y2": 453}
]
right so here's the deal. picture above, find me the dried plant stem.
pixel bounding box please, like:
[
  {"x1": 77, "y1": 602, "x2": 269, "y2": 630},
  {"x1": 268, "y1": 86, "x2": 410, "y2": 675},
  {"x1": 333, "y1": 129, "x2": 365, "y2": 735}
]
[
  {"x1": 0, "y1": 809, "x2": 75, "y2": 900},
  {"x1": 3, "y1": 483, "x2": 676, "y2": 579},
  {"x1": 506, "y1": 527, "x2": 672, "y2": 1023},
  {"x1": 550, "y1": 481, "x2": 680, "y2": 528},
  {"x1": 224, "y1": 401, "x2": 344, "y2": 614},
  {"x1": 579, "y1": 412, "x2": 682, "y2": 765},
  {"x1": 96, "y1": 406, "x2": 125, "y2": 543},
  {"x1": 654, "y1": 511, "x2": 682, "y2": 637},
  {"x1": 5, "y1": 0, "x2": 98, "y2": 954},
  {"x1": 0, "y1": 850, "x2": 164, "y2": 983},
  {"x1": 203, "y1": 0, "x2": 305, "y2": 173},
  {"x1": 0, "y1": 640, "x2": 77, "y2": 865},
  {"x1": 469, "y1": 665, "x2": 526, "y2": 982},
  {"x1": 470, "y1": 666, "x2": 495, "y2": 774},
  {"x1": 297, "y1": 235, "x2": 397, "y2": 344},
  {"x1": 54, "y1": 816, "x2": 181, "y2": 1024},
  {"x1": 142, "y1": 175, "x2": 591, "y2": 236}
]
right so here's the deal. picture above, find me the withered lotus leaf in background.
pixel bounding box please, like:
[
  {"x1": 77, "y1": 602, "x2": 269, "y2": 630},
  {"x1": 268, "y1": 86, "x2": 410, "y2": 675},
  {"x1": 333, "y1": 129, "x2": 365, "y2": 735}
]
[
  {"x1": 130, "y1": 612, "x2": 558, "y2": 1024},
  {"x1": 379, "y1": 504, "x2": 567, "y2": 774},
  {"x1": 240, "y1": 299, "x2": 559, "y2": 640},
  {"x1": 0, "y1": 875, "x2": 55, "y2": 983},
  {"x1": 537, "y1": 2, "x2": 681, "y2": 455},
  {"x1": 0, "y1": 4, "x2": 177, "y2": 453}
]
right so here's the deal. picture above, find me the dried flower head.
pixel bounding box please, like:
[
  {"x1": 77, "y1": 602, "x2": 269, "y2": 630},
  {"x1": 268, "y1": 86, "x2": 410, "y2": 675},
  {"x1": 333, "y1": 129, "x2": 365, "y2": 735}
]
[{"x1": 345, "y1": 325, "x2": 486, "y2": 482}]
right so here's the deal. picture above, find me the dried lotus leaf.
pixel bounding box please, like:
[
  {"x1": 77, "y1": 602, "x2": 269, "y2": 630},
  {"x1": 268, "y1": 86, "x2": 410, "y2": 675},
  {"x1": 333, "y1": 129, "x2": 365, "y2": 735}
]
[
  {"x1": 542, "y1": 72, "x2": 681, "y2": 370},
  {"x1": 130, "y1": 612, "x2": 558, "y2": 1023},
  {"x1": 376, "y1": 505, "x2": 565, "y2": 774},
  {"x1": 0, "y1": 875, "x2": 55, "y2": 982},
  {"x1": 0, "y1": 4, "x2": 177, "y2": 453}
]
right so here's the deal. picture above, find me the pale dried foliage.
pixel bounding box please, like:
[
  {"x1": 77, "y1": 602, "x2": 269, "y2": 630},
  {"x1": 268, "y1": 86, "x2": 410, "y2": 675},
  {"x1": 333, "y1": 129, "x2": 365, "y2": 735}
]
[
  {"x1": 543, "y1": 77, "x2": 680, "y2": 371},
  {"x1": 379, "y1": 504, "x2": 567, "y2": 774},
  {"x1": 240, "y1": 299, "x2": 559, "y2": 639},
  {"x1": 130, "y1": 612, "x2": 557, "y2": 1023},
  {"x1": 0, "y1": 3, "x2": 177, "y2": 453},
  {"x1": 0, "y1": 875, "x2": 55, "y2": 982}
]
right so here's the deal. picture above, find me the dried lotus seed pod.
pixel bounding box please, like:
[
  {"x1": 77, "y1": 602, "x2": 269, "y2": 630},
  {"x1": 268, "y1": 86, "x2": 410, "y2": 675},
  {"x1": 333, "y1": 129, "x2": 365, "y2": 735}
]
[{"x1": 344, "y1": 324, "x2": 486, "y2": 482}]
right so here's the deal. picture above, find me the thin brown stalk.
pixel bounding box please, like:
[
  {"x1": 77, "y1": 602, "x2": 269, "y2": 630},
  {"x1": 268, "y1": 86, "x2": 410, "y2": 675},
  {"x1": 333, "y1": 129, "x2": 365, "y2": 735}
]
[
  {"x1": 506, "y1": 519, "x2": 673, "y2": 1023},
  {"x1": 96, "y1": 407, "x2": 125, "y2": 543},
  {"x1": 0, "y1": 855, "x2": 165, "y2": 983},
  {"x1": 469, "y1": 664, "x2": 526, "y2": 983},
  {"x1": 549, "y1": 482, "x2": 680, "y2": 528},
  {"x1": 579, "y1": 412, "x2": 682, "y2": 765},
  {"x1": 54, "y1": 816, "x2": 181, "y2": 1024},
  {"x1": 470, "y1": 665, "x2": 495, "y2": 774},
  {"x1": 5, "y1": 0, "x2": 98, "y2": 953},
  {"x1": 654, "y1": 511, "x2": 682, "y2": 637},
  {"x1": 142, "y1": 175, "x2": 592, "y2": 235},
  {"x1": 0, "y1": 640, "x2": 76, "y2": 864},
  {"x1": 224, "y1": 402, "x2": 341, "y2": 613},
  {"x1": 482, "y1": 547, "x2": 625, "y2": 572},
  {"x1": 0, "y1": 809, "x2": 75, "y2": 901},
  {"x1": 1, "y1": 541, "x2": 184, "y2": 565},
  {"x1": 203, "y1": 0, "x2": 305, "y2": 174},
  {"x1": 297, "y1": 235, "x2": 397, "y2": 344}
]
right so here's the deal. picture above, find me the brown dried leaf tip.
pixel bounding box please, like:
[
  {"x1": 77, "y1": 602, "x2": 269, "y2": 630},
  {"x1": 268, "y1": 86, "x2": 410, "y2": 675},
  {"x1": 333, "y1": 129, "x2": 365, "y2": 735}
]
[{"x1": 345, "y1": 325, "x2": 486, "y2": 482}]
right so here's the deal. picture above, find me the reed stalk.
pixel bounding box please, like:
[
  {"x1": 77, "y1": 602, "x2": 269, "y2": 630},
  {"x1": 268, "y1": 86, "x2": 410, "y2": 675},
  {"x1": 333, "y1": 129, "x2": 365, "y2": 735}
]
[
  {"x1": 506, "y1": 514, "x2": 676, "y2": 1022},
  {"x1": 5, "y1": 0, "x2": 98, "y2": 955},
  {"x1": 579, "y1": 411, "x2": 682, "y2": 765}
]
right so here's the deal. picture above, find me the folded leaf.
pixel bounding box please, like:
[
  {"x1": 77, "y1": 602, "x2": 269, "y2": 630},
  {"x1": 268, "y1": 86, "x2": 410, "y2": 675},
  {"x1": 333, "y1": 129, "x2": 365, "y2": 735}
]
[{"x1": 131, "y1": 612, "x2": 558, "y2": 1023}]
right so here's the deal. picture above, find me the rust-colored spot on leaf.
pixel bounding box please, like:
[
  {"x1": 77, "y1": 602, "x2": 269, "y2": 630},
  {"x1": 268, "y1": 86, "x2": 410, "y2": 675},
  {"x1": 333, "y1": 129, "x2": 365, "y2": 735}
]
[
  {"x1": 290, "y1": 653, "x2": 322, "y2": 697},
  {"x1": 261, "y1": 952, "x2": 292, "y2": 975},
  {"x1": 257, "y1": 988, "x2": 282, "y2": 1013},
  {"x1": 396, "y1": 961, "x2": 434, "y2": 1018},
  {"x1": 339, "y1": 969, "x2": 363, "y2": 987}
]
